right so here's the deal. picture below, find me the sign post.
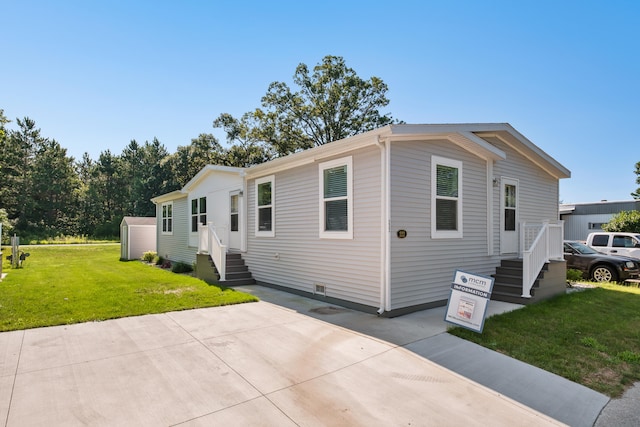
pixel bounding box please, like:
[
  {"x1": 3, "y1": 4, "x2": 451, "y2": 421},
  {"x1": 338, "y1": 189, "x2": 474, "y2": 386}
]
[{"x1": 444, "y1": 270, "x2": 495, "y2": 333}]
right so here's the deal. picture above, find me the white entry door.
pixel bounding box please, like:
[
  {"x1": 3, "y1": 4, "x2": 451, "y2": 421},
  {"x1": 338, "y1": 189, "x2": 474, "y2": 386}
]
[
  {"x1": 500, "y1": 177, "x2": 519, "y2": 255},
  {"x1": 228, "y1": 191, "x2": 241, "y2": 251}
]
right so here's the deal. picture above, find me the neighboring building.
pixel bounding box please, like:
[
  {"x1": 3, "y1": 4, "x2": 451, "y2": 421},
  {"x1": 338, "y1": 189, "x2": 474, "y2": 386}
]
[
  {"x1": 152, "y1": 123, "x2": 571, "y2": 316},
  {"x1": 120, "y1": 216, "x2": 157, "y2": 260},
  {"x1": 560, "y1": 200, "x2": 640, "y2": 241}
]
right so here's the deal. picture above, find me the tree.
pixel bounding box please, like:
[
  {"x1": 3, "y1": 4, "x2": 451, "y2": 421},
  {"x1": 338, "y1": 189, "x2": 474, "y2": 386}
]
[
  {"x1": 214, "y1": 55, "x2": 399, "y2": 157},
  {"x1": 75, "y1": 153, "x2": 100, "y2": 236},
  {"x1": 88, "y1": 150, "x2": 128, "y2": 237},
  {"x1": 164, "y1": 133, "x2": 227, "y2": 187},
  {"x1": 29, "y1": 139, "x2": 80, "y2": 235},
  {"x1": 212, "y1": 114, "x2": 272, "y2": 167},
  {"x1": 136, "y1": 138, "x2": 173, "y2": 216},
  {"x1": 632, "y1": 161, "x2": 640, "y2": 199},
  {"x1": 0, "y1": 117, "x2": 47, "y2": 229},
  {"x1": 602, "y1": 210, "x2": 640, "y2": 233},
  {"x1": 0, "y1": 208, "x2": 12, "y2": 244}
]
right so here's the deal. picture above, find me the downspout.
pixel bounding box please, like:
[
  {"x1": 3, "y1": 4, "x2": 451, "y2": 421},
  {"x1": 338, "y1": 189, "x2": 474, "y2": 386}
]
[
  {"x1": 240, "y1": 170, "x2": 248, "y2": 253},
  {"x1": 376, "y1": 136, "x2": 390, "y2": 315}
]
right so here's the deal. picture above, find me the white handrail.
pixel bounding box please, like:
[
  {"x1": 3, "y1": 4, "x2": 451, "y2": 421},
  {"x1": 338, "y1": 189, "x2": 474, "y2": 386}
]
[
  {"x1": 198, "y1": 222, "x2": 227, "y2": 281},
  {"x1": 521, "y1": 220, "x2": 564, "y2": 298}
]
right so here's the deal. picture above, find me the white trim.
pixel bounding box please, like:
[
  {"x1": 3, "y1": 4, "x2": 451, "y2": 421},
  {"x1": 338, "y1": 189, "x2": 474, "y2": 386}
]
[
  {"x1": 487, "y1": 161, "x2": 494, "y2": 256},
  {"x1": 255, "y1": 175, "x2": 275, "y2": 238},
  {"x1": 229, "y1": 189, "x2": 242, "y2": 250},
  {"x1": 161, "y1": 202, "x2": 173, "y2": 235},
  {"x1": 190, "y1": 196, "x2": 207, "y2": 234},
  {"x1": 319, "y1": 156, "x2": 353, "y2": 239},
  {"x1": 500, "y1": 177, "x2": 520, "y2": 254},
  {"x1": 431, "y1": 156, "x2": 463, "y2": 239}
]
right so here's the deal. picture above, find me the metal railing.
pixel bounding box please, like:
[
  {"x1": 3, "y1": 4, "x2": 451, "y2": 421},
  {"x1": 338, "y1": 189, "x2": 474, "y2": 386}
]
[
  {"x1": 520, "y1": 220, "x2": 564, "y2": 298},
  {"x1": 198, "y1": 222, "x2": 227, "y2": 281}
]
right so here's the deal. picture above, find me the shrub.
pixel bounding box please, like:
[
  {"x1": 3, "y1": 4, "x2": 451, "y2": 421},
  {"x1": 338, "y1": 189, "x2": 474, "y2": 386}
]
[
  {"x1": 602, "y1": 210, "x2": 640, "y2": 233},
  {"x1": 567, "y1": 268, "x2": 584, "y2": 283},
  {"x1": 171, "y1": 262, "x2": 193, "y2": 274},
  {"x1": 141, "y1": 251, "x2": 157, "y2": 263}
]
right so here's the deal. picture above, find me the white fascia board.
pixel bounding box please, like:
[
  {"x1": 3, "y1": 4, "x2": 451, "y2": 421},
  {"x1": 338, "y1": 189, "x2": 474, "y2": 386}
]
[
  {"x1": 379, "y1": 131, "x2": 506, "y2": 161},
  {"x1": 245, "y1": 127, "x2": 391, "y2": 179},
  {"x1": 449, "y1": 132, "x2": 506, "y2": 161},
  {"x1": 476, "y1": 128, "x2": 571, "y2": 180},
  {"x1": 150, "y1": 190, "x2": 186, "y2": 204},
  {"x1": 182, "y1": 164, "x2": 246, "y2": 192}
]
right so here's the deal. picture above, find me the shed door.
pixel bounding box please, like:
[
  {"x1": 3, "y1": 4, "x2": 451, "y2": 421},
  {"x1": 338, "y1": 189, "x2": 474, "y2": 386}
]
[{"x1": 500, "y1": 178, "x2": 519, "y2": 254}]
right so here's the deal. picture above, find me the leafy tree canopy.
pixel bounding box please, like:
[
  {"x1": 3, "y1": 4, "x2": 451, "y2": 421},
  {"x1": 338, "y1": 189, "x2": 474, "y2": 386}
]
[
  {"x1": 632, "y1": 160, "x2": 640, "y2": 199},
  {"x1": 214, "y1": 55, "x2": 400, "y2": 158},
  {"x1": 602, "y1": 210, "x2": 640, "y2": 233}
]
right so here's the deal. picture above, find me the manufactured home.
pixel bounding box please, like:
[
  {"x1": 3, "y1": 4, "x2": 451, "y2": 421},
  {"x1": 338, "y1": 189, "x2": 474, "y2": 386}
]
[{"x1": 152, "y1": 124, "x2": 571, "y2": 316}]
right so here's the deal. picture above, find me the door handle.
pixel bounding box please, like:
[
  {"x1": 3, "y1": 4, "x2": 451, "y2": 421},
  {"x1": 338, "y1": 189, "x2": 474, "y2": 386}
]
[{"x1": 611, "y1": 250, "x2": 617, "y2": 253}]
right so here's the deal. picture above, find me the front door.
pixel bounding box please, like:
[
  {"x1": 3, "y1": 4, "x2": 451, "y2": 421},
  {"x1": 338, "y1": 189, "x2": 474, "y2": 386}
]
[
  {"x1": 500, "y1": 177, "x2": 519, "y2": 255},
  {"x1": 229, "y1": 191, "x2": 241, "y2": 250}
]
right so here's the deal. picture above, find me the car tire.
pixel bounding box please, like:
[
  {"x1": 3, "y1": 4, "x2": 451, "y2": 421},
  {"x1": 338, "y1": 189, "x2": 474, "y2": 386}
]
[{"x1": 591, "y1": 265, "x2": 617, "y2": 282}]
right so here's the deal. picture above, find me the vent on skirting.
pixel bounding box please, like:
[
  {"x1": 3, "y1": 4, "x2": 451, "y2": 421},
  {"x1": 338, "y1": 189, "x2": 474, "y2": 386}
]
[{"x1": 314, "y1": 283, "x2": 326, "y2": 296}]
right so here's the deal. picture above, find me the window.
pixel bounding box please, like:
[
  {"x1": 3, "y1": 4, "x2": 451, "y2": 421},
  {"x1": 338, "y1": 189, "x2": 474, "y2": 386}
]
[
  {"x1": 230, "y1": 194, "x2": 239, "y2": 232},
  {"x1": 591, "y1": 234, "x2": 609, "y2": 247},
  {"x1": 161, "y1": 202, "x2": 173, "y2": 234},
  {"x1": 504, "y1": 184, "x2": 516, "y2": 231},
  {"x1": 431, "y1": 156, "x2": 462, "y2": 238},
  {"x1": 255, "y1": 175, "x2": 274, "y2": 237},
  {"x1": 613, "y1": 235, "x2": 636, "y2": 248},
  {"x1": 588, "y1": 222, "x2": 605, "y2": 230},
  {"x1": 319, "y1": 157, "x2": 353, "y2": 239},
  {"x1": 191, "y1": 197, "x2": 207, "y2": 232}
]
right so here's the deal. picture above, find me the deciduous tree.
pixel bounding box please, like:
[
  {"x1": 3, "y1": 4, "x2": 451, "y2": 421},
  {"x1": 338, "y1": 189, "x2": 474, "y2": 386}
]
[
  {"x1": 214, "y1": 55, "x2": 400, "y2": 157},
  {"x1": 632, "y1": 161, "x2": 640, "y2": 199}
]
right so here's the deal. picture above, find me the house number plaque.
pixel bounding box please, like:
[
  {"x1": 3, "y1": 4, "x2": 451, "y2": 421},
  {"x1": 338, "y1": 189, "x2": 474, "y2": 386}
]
[{"x1": 397, "y1": 230, "x2": 407, "y2": 239}]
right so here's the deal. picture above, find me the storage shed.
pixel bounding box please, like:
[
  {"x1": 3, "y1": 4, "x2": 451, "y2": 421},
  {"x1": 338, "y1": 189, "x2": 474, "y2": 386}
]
[{"x1": 120, "y1": 216, "x2": 157, "y2": 260}]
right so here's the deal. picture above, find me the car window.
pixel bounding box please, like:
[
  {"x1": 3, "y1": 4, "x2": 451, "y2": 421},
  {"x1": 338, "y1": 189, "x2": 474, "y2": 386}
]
[
  {"x1": 613, "y1": 235, "x2": 636, "y2": 248},
  {"x1": 591, "y1": 235, "x2": 609, "y2": 246},
  {"x1": 566, "y1": 241, "x2": 598, "y2": 254}
]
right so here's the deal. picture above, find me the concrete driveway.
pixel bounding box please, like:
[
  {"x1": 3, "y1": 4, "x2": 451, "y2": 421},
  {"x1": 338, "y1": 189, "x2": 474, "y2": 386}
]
[{"x1": 1, "y1": 286, "x2": 566, "y2": 426}]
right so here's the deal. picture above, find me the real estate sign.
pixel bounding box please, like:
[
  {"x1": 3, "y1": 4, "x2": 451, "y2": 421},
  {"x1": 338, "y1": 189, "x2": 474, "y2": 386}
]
[{"x1": 444, "y1": 270, "x2": 494, "y2": 333}]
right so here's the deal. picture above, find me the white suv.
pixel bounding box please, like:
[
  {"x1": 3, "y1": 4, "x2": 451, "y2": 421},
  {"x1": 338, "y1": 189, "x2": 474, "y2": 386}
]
[{"x1": 586, "y1": 232, "x2": 640, "y2": 260}]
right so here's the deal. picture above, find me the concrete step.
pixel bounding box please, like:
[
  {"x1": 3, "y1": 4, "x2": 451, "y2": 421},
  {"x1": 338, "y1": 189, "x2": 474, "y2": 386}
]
[{"x1": 219, "y1": 277, "x2": 257, "y2": 287}]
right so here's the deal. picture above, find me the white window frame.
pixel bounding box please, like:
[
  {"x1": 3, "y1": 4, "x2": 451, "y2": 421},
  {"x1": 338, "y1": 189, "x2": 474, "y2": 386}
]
[
  {"x1": 255, "y1": 175, "x2": 275, "y2": 237},
  {"x1": 190, "y1": 197, "x2": 207, "y2": 233},
  {"x1": 319, "y1": 156, "x2": 353, "y2": 239},
  {"x1": 431, "y1": 156, "x2": 463, "y2": 239},
  {"x1": 161, "y1": 202, "x2": 173, "y2": 235}
]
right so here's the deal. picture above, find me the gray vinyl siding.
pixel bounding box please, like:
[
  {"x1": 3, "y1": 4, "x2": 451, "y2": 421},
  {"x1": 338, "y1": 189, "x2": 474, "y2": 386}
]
[
  {"x1": 562, "y1": 214, "x2": 613, "y2": 241},
  {"x1": 487, "y1": 135, "x2": 560, "y2": 235},
  {"x1": 389, "y1": 140, "x2": 494, "y2": 310},
  {"x1": 245, "y1": 146, "x2": 382, "y2": 308},
  {"x1": 156, "y1": 197, "x2": 197, "y2": 264}
]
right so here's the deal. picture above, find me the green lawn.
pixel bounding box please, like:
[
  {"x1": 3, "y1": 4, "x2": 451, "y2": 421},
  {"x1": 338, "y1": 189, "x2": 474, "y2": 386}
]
[
  {"x1": 0, "y1": 244, "x2": 257, "y2": 331},
  {"x1": 449, "y1": 283, "x2": 640, "y2": 398}
]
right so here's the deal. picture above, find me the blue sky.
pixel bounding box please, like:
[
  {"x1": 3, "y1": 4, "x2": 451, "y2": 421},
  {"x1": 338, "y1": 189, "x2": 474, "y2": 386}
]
[{"x1": 2, "y1": 0, "x2": 639, "y2": 203}]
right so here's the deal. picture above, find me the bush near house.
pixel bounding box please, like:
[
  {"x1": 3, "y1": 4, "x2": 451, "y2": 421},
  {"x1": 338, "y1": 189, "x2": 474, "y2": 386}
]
[{"x1": 142, "y1": 250, "x2": 157, "y2": 263}]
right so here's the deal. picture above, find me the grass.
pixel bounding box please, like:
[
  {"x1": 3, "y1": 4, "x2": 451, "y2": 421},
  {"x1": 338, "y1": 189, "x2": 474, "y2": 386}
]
[
  {"x1": 0, "y1": 244, "x2": 257, "y2": 331},
  {"x1": 449, "y1": 283, "x2": 640, "y2": 398}
]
